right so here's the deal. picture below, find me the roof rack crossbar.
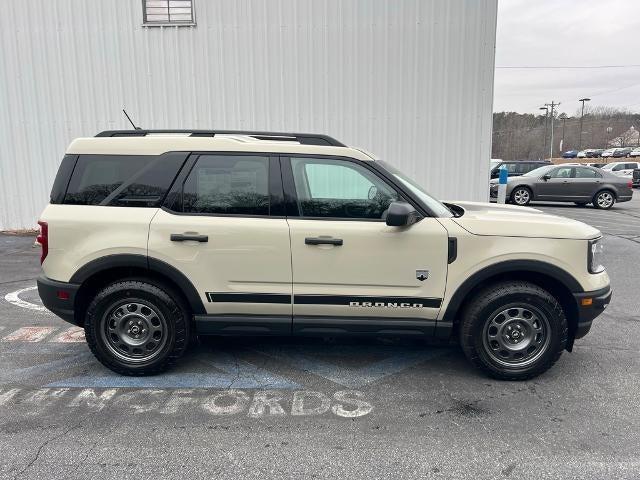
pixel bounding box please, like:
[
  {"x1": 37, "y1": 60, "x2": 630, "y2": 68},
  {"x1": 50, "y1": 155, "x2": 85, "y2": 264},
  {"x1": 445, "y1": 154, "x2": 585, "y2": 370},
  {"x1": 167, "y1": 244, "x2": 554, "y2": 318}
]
[{"x1": 94, "y1": 130, "x2": 346, "y2": 147}]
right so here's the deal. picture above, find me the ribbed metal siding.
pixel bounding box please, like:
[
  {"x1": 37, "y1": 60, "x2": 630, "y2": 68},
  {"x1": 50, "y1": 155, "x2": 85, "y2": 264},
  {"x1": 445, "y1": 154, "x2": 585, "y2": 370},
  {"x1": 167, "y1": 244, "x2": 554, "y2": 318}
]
[{"x1": 0, "y1": 0, "x2": 497, "y2": 230}]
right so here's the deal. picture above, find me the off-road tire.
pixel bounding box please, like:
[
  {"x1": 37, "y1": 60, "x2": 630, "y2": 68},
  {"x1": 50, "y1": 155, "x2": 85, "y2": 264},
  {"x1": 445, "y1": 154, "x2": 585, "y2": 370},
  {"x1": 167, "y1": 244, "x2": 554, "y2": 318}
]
[
  {"x1": 84, "y1": 280, "x2": 190, "y2": 376},
  {"x1": 459, "y1": 281, "x2": 567, "y2": 381}
]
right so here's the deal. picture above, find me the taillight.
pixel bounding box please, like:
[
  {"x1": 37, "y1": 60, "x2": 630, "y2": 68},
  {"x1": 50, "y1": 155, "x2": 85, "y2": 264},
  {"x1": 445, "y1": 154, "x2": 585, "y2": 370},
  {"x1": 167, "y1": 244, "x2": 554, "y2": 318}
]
[
  {"x1": 628, "y1": 181, "x2": 633, "y2": 188},
  {"x1": 36, "y1": 221, "x2": 48, "y2": 265}
]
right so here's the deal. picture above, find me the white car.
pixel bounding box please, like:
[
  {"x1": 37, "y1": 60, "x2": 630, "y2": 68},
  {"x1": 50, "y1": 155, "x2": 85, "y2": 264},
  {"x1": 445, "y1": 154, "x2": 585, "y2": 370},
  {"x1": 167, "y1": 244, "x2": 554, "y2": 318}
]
[
  {"x1": 629, "y1": 148, "x2": 640, "y2": 158},
  {"x1": 37, "y1": 129, "x2": 612, "y2": 380},
  {"x1": 601, "y1": 161, "x2": 640, "y2": 177},
  {"x1": 577, "y1": 149, "x2": 593, "y2": 158},
  {"x1": 601, "y1": 148, "x2": 617, "y2": 158}
]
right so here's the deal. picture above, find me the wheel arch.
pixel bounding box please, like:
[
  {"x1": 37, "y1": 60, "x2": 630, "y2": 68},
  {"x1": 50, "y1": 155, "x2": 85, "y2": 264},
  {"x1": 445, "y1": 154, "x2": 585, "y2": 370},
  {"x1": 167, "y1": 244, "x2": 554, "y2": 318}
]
[
  {"x1": 70, "y1": 254, "x2": 205, "y2": 326},
  {"x1": 510, "y1": 184, "x2": 534, "y2": 201},
  {"x1": 442, "y1": 260, "x2": 581, "y2": 347},
  {"x1": 594, "y1": 187, "x2": 617, "y2": 199}
]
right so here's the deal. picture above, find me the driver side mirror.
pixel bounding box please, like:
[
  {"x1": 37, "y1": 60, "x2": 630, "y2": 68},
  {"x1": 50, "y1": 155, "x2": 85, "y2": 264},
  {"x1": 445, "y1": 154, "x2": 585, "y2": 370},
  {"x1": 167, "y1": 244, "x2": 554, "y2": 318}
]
[
  {"x1": 386, "y1": 201, "x2": 420, "y2": 227},
  {"x1": 542, "y1": 174, "x2": 551, "y2": 181}
]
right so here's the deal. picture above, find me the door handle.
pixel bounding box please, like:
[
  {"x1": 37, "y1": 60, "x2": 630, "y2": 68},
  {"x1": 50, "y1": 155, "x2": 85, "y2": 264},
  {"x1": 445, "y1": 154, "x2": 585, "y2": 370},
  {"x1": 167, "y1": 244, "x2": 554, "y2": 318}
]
[
  {"x1": 170, "y1": 233, "x2": 208, "y2": 242},
  {"x1": 305, "y1": 236, "x2": 343, "y2": 246}
]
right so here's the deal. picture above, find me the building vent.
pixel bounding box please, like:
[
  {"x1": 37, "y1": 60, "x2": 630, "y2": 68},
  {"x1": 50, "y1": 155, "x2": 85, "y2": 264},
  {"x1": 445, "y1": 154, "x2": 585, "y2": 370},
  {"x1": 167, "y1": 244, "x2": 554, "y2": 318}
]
[{"x1": 143, "y1": 0, "x2": 195, "y2": 26}]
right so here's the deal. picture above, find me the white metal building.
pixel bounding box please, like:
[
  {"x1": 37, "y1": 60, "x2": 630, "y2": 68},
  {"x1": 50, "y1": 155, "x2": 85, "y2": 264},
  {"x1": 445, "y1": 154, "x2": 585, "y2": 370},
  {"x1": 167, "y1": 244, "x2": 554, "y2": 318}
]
[{"x1": 0, "y1": 0, "x2": 497, "y2": 230}]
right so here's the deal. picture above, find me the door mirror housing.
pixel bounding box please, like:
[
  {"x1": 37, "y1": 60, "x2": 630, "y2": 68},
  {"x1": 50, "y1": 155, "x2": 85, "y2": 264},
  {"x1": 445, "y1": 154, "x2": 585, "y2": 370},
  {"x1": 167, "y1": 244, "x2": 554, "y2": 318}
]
[
  {"x1": 385, "y1": 201, "x2": 420, "y2": 227},
  {"x1": 542, "y1": 174, "x2": 551, "y2": 181}
]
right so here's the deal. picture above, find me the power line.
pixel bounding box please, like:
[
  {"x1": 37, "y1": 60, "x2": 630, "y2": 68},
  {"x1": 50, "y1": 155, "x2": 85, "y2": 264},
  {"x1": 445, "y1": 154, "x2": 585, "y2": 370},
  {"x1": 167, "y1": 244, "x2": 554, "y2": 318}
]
[
  {"x1": 496, "y1": 64, "x2": 640, "y2": 69},
  {"x1": 589, "y1": 82, "x2": 640, "y2": 98}
]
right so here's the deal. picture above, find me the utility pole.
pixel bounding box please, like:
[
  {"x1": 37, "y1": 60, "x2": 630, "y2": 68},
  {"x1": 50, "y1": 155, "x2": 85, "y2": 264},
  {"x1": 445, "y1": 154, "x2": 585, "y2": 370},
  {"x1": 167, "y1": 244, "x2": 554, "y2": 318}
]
[
  {"x1": 545, "y1": 101, "x2": 560, "y2": 158},
  {"x1": 540, "y1": 106, "x2": 549, "y2": 159},
  {"x1": 578, "y1": 98, "x2": 591, "y2": 150}
]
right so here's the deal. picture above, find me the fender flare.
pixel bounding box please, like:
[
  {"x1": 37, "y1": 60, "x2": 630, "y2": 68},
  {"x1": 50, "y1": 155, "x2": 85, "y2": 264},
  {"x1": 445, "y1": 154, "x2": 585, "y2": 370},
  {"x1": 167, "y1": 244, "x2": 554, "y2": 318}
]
[
  {"x1": 70, "y1": 254, "x2": 205, "y2": 314},
  {"x1": 441, "y1": 259, "x2": 583, "y2": 323}
]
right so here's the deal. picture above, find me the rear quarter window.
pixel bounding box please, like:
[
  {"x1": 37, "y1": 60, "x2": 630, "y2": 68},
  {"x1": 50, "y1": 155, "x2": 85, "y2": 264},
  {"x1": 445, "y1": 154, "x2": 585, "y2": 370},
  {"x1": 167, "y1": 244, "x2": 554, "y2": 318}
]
[
  {"x1": 50, "y1": 155, "x2": 78, "y2": 204},
  {"x1": 63, "y1": 153, "x2": 187, "y2": 207}
]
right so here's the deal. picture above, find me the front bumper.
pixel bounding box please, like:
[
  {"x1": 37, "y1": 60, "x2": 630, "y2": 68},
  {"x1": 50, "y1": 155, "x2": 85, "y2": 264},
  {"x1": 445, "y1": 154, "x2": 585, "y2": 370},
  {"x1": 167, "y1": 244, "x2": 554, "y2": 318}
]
[
  {"x1": 37, "y1": 275, "x2": 81, "y2": 325},
  {"x1": 571, "y1": 286, "x2": 612, "y2": 339}
]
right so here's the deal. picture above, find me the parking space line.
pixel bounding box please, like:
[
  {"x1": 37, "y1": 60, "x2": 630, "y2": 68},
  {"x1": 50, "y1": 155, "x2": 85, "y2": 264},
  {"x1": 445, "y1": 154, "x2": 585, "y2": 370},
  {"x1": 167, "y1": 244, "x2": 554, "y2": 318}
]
[{"x1": 1, "y1": 326, "x2": 57, "y2": 343}]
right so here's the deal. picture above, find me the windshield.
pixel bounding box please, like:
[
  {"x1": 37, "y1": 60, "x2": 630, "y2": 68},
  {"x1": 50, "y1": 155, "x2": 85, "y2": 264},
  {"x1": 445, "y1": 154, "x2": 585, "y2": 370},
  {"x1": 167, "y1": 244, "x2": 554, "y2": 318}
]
[
  {"x1": 490, "y1": 160, "x2": 501, "y2": 170},
  {"x1": 601, "y1": 163, "x2": 615, "y2": 170},
  {"x1": 521, "y1": 165, "x2": 555, "y2": 177},
  {"x1": 378, "y1": 161, "x2": 453, "y2": 218}
]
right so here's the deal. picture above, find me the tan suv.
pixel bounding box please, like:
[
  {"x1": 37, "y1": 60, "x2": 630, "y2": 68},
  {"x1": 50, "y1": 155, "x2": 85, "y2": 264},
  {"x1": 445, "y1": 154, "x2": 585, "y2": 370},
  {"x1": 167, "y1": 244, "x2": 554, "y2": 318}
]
[{"x1": 37, "y1": 130, "x2": 612, "y2": 380}]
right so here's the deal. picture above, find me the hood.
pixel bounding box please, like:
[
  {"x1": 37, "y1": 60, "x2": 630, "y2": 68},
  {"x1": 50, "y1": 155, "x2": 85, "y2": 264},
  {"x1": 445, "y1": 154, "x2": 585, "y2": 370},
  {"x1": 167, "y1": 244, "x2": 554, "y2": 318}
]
[{"x1": 444, "y1": 201, "x2": 601, "y2": 240}]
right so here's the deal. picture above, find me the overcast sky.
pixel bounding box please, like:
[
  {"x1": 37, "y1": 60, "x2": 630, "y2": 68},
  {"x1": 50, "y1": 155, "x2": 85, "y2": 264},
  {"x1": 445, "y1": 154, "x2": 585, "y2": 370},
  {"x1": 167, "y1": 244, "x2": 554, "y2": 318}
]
[{"x1": 494, "y1": 0, "x2": 640, "y2": 115}]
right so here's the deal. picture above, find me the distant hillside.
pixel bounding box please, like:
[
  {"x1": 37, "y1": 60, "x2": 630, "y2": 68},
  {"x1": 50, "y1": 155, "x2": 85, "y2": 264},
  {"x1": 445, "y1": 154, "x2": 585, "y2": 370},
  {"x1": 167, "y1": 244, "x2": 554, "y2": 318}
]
[{"x1": 492, "y1": 107, "x2": 640, "y2": 160}]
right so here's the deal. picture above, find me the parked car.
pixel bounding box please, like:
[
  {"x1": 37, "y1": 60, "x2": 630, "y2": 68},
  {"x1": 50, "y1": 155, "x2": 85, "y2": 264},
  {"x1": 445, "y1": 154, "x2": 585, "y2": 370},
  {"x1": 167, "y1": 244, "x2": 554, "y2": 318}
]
[
  {"x1": 489, "y1": 160, "x2": 551, "y2": 179},
  {"x1": 38, "y1": 129, "x2": 611, "y2": 380},
  {"x1": 613, "y1": 147, "x2": 633, "y2": 158},
  {"x1": 629, "y1": 148, "x2": 640, "y2": 158},
  {"x1": 589, "y1": 163, "x2": 606, "y2": 168},
  {"x1": 490, "y1": 164, "x2": 633, "y2": 209},
  {"x1": 601, "y1": 161, "x2": 640, "y2": 177},
  {"x1": 587, "y1": 149, "x2": 605, "y2": 158},
  {"x1": 562, "y1": 150, "x2": 578, "y2": 158},
  {"x1": 577, "y1": 150, "x2": 591, "y2": 158},
  {"x1": 601, "y1": 148, "x2": 617, "y2": 158}
]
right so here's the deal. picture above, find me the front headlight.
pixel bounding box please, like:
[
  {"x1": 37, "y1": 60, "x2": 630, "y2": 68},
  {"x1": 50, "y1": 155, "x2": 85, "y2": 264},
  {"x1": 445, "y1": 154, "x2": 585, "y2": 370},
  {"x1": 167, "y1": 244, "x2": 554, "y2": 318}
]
[{"x1": 588, "y1": 238, "x2": 605, "y2": 273}]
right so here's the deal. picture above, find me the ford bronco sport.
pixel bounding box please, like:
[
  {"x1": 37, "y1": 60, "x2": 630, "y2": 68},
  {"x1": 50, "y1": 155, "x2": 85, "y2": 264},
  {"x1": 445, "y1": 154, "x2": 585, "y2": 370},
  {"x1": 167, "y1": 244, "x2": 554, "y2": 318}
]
[{"x1": 37, "y1": 130, "x2": 612, "y2": 380}]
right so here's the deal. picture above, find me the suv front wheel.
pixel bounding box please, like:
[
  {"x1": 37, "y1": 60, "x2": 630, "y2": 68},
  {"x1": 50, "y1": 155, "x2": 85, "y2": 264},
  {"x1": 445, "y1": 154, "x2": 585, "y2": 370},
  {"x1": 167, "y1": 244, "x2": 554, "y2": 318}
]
[
  {"x1": 459, "y1": 281, "x2": 567, "y2": 380},
  {"x1": 84, "y1": 280, "x2": 190, "y2": 375}
]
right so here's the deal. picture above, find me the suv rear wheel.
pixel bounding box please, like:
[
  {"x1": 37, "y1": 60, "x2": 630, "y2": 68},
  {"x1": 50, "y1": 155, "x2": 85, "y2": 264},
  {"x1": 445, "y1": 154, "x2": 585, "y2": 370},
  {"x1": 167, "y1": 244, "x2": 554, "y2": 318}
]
[
  {"x1": 459, "y1": 281, "x2": 567, "y2": 380},
  {"x1": 84, "y1": 280, "x2": 190, "y2": 375}
]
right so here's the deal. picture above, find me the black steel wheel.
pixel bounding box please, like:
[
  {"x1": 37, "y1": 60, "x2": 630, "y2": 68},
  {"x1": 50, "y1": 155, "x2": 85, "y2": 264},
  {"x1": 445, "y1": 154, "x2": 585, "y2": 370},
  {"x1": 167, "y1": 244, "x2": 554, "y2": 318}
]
[
  {"x1": 459, "y1": 281, "x2": 567, "y2": 380},
  {"x1": 84, "y1": 280, "x2": 190, "y2": 375}
]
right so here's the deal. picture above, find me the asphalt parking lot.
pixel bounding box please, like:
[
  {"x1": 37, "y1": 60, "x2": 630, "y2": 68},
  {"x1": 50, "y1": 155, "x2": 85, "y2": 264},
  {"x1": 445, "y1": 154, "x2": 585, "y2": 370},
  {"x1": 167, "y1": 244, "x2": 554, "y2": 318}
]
[{"x1": 1, "y1": 195, "x2": 639, "y2": 479}]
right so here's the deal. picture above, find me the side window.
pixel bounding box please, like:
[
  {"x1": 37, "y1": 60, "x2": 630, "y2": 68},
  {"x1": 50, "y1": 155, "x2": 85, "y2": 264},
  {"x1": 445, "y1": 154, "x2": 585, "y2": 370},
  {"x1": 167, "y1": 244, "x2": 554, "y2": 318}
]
[
  {"x1": 550, "y1": 167, "x2": 573, "y2": 178},
  {"x1": 64, "y1": 154, "x2": 185, "y2": 207},
  {"x1": 574, "y1": 167, "x2": 600, "y2": 179},
  {"x1": 518, "y1": 163, "x2": 534, "y2": 174},
  {"x1": 182, "y1": 155, "x2": 270, "y2": 215},
  {"x1": 290, "y1": 157, "x2": 399, "y2": 219},
  {"x1": 504, "y1": 163, "x2": 519, "y2": 174}
]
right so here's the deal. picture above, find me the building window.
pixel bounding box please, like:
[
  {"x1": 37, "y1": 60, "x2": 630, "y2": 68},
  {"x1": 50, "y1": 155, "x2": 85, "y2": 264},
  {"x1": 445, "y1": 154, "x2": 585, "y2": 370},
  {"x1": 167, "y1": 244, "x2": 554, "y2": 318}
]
[{"x1": 143, "y1": 0, "x2": 195, "y2": 26}]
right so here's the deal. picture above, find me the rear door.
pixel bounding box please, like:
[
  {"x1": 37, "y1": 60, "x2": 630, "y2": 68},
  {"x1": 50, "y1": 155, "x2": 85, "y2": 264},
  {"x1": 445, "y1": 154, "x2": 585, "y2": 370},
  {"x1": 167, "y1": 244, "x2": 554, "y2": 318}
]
[
  {"x1": 572, "y1": 167, "x2": 602, "y2": 199},
  {"x1": 283, "y1": 156, "x2": 449, "y2": 334},
  {"x1": 148, "y1": 153, "x2": 292, "y2": 333}
]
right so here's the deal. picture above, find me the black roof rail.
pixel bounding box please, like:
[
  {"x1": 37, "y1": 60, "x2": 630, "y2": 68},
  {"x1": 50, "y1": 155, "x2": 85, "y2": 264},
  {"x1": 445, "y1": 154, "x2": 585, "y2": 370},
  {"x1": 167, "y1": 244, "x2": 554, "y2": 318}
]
[{"x1": 94, "y1": 130, "x2": 346, "y2": 147}]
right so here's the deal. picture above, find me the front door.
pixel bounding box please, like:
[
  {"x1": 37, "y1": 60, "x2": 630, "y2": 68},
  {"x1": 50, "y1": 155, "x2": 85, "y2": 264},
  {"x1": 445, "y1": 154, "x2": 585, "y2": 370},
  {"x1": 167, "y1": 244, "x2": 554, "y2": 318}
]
[
  {"x1": 148, "y1": 154, "x2": 292, "y2": 332},
  {"x1": 536, "y1": 165, "x2": 574, "y2": 200},
  {"x1": 283, "y1": 156, "x2": 449, "y2": 334}
]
